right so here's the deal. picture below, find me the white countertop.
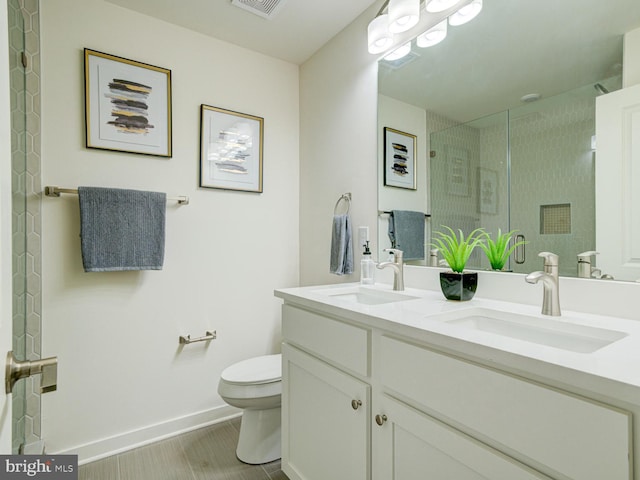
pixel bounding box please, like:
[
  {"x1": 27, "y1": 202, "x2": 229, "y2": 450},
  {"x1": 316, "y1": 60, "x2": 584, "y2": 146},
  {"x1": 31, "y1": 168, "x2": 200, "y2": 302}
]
[{"x1": 275, "y1": 282, "x2": 640, "y2": 405}]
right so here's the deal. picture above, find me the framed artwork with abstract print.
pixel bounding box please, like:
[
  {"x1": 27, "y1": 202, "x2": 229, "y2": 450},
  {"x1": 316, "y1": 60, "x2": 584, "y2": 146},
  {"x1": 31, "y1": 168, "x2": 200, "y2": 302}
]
[
  {"x1": 383, "y1": 127, "x2": 417, "y2": 190},
  {"x1": 199, "y1": 104, "x2": 264, "y2": 193},
  {"x1": 84, "y1": 48, "x2": 172, "y2": 157}
]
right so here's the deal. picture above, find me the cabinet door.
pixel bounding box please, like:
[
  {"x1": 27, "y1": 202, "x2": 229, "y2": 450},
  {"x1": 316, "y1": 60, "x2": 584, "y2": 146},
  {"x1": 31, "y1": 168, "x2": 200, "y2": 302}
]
[
  {"x1": 282, "y1": 344, "x2": 370, "y2": 480},
  {"x1": 373, "y1": 395, "x2": 551, "y2": 480}
]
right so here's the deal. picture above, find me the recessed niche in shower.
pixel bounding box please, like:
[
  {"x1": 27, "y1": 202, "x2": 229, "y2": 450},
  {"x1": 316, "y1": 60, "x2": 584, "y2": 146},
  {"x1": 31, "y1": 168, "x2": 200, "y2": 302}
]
[{"x1": 540, "y1": 203, "x2": 572, "y2": 235}]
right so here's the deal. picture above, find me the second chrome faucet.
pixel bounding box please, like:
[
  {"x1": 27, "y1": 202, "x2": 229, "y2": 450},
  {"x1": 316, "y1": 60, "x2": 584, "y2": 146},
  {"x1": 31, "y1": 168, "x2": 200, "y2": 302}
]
[
  {"x1": 377, "y1": 248, "x2": 404, "y2": 291},
  {"x1": 525, "y1": 252, "x2": 561, "y2": 316}
]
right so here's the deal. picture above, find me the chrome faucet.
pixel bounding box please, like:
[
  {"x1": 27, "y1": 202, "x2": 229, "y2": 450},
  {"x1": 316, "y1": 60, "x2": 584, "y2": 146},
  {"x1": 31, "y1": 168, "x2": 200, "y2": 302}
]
[
  {"x1": 525, "y1": 252, "x2": 561, "y2": 316},
  {"x1": 377, "y1": 248, "x2": 404, "y2": 291},
  {"x1": 577, "y1": 251, "x2": 600, "y2": 278}
]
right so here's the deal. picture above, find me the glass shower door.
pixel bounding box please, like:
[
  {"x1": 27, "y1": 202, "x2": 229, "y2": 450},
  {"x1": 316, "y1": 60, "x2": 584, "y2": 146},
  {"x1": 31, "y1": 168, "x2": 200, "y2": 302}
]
[
  {"x1": 7, "y1": 0, "x2": 28, "y2": 454},
  {"x1": 429, "y1": 111, "x2": 509, "y2": 270}
]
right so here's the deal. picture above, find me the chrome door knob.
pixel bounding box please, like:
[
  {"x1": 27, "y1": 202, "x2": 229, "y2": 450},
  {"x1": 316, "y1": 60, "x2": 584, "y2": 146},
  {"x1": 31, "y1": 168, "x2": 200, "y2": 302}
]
[
  {"x1": 375, "y1": 414, "x2": 387, "y2": 426},
  {"x1": 351, "y1": 399, "x2": 362, "y2": 410}
]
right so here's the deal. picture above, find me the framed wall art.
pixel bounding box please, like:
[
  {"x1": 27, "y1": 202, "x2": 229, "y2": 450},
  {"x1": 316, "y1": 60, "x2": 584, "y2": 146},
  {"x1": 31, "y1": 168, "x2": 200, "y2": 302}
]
[
  {"x1": 446, "y1": 146, "x2": 470, "y2": 196},
  {"x1": 84, "y1": 48, "x2": 172, "y2": 157},
  {"x1": 199, "y1": 104, "x2": 264, "y2": 193},
  {"x1": 478, "y1": 167, "x2": 498, "y2": 214},
  {"x1": 383, "y1": 127, "x2": 417, "y2": 190}
]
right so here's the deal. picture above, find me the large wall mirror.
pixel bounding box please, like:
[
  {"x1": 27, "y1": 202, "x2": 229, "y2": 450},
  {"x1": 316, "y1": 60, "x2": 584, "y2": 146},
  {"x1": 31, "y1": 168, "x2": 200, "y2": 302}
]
[{"x1": 377, "y1": 0, "x2": 640, "y2": 282}]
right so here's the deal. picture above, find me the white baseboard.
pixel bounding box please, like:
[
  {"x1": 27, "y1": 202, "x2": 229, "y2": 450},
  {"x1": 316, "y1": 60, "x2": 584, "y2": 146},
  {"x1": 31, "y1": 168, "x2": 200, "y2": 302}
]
[{"x1": 52, "y1": 404, "x2": 241, "y2": 465}]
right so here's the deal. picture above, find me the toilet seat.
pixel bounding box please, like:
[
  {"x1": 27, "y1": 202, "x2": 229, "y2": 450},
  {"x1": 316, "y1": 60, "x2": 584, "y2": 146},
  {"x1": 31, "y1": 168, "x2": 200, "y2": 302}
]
[
  {"x1": 218, "y1": 354, "x2": 282, "y2": 401},
  {"x1": 221, "y1": 354, "x2": 281, "y2": 385}
]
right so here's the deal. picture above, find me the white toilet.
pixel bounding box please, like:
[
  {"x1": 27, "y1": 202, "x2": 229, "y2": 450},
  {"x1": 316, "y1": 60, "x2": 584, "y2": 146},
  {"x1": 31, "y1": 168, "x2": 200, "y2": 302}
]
[{"x1": 217, "y1": 353, "x2": 282, "y2": 464}]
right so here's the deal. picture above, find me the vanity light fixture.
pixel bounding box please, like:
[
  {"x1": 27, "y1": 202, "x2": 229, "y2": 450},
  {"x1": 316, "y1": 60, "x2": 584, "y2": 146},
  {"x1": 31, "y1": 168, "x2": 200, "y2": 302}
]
[
  {"x1": 368, "y1": 0, "x2": 481, "y2": 56},
  {"x1": 449, "y1": 0, "x2": 482, "y2": 26},
  {"x1": 384, "y1": 42, "x2": 412, "y2": 61},
  {"x1": 388, "y1": 0, "x2": 421, "y2": 33},
  {"x1": 368, "y1": 13, "x2": 394, "y2": 54},
  {"x1": 425, "y1": 0, "x2": 462, "y2": 13},
  {"x1": 416, "y1": 19, "x2": 448, "y2": 47}
]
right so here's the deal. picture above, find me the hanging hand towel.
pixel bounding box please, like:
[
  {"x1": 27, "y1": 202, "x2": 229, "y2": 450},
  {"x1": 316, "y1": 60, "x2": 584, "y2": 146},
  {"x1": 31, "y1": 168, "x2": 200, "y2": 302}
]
[
  {"x1": 388, "y1": 210, "x2": 425, "y2": 261},
  {"x1": 330, "y1": 214, "x2": 354, "y2": 275},
  {"x1": 78, "y1": 186, "x2": 166, "y2": 272}
]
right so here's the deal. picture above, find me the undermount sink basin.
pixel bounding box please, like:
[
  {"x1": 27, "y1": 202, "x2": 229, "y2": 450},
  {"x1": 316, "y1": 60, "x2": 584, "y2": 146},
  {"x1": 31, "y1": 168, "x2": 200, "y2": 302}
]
[
  {"x1": 434, "y1": 308, "x2": 627, "y2": 353},
  {"x1": 317, "y1": 286, "x2": 419, "y2": 305}
]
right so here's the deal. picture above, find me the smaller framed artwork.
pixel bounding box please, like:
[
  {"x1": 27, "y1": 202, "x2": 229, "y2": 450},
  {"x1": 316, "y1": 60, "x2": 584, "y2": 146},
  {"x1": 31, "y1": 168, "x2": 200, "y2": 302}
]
[
  {"x1": 446, "y1": 146, "x2": 470, "y2": 196},
  {"x1": 200, "y1": 105, "x2": 264, "y2": 193},
  {"x1": 478, "y1": 167, "x2": 498, "y2": 214},
  {"x1": 84, "y1": 49, "x2": 172, "y2": 157},
  {"x1": 383, "y1": 127, "x2": 417, "y2": 190}
]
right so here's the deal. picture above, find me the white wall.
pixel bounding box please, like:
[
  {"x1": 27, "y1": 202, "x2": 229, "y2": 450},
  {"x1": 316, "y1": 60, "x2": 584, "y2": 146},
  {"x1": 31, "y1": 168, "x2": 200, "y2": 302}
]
[
  {"x1": 40, "y1": 0, "x2": 299, "y2": 460},
  {"x1": 624, "y1": 26, "x2": 640, "y2": 87},
  {"x1": 299, "y1": 2, "x2": 380, "y2": 286}
]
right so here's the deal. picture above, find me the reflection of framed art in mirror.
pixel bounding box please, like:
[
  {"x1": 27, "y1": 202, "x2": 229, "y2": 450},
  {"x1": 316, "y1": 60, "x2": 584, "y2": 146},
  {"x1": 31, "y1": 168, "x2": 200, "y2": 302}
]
[{"x1": 383, "y1": 127, "x2": 417, "y2": 190}]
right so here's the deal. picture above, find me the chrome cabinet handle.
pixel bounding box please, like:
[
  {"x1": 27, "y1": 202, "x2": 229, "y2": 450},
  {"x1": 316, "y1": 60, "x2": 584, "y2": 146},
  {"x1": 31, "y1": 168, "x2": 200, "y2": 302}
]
[
  {"x1": 375, "y1": 414, "x2": 387, "y2": 426},
  {"x1": 351, "y1": 399, "x2": 362, "y2": 410}
]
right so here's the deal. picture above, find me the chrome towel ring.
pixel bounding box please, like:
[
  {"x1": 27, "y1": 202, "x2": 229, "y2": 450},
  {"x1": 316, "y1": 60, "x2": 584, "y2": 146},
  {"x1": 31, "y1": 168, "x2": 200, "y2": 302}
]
[{"x1": 334, "y1": 193, "x2": 352, "y2": 215}]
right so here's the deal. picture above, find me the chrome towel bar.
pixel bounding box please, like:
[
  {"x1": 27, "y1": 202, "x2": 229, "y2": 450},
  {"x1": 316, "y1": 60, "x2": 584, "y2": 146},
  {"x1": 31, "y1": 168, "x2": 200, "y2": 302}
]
[
  {"x1": 179, "y1": 331, "x2": 217, "y2": 345},
  {"x1": 44, "y1": 186, "x2": 190, "y2": 205}
]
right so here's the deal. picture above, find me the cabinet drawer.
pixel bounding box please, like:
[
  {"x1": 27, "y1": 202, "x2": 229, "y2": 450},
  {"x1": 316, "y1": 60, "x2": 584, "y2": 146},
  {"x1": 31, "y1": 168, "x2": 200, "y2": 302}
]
[
  {"x1": 282, "y1": 304, "x2": 369, "y2": 376},
  {"x1": 380, "y1": 335, "x2": 631, "y2": 480}
]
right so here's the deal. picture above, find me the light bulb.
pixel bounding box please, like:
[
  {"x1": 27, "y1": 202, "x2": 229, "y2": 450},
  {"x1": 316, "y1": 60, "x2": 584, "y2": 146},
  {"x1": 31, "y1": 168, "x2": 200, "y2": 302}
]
[
  {"x1": 388, "y1": 0, "x2": 420, "y2": 33},
  {"x1": 449, "y1": 0, "x2": 482, "y2": 26},
  {"x1": 425, "y1": 0, "x2": 462, "y2": 13},
  {"x1": 416, "y1": 20, "x2": 447, "y2": 48},
  {"x1": 368, "y1": 14, "x2": 393, "y2": 54}
]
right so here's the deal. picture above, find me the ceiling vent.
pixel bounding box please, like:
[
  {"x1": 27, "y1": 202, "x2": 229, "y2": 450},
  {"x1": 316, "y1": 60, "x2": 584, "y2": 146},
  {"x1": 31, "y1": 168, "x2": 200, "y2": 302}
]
[
  {"x1": 380, "y1": 51, "x2": 420, "y2": 70},
  {"x1": 231, "y1": 0, "x2": 287, "y2": 19}
]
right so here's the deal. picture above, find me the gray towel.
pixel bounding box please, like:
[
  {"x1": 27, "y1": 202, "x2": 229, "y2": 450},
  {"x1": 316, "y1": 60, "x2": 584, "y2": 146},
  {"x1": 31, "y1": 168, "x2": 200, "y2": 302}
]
[
  {"x1": 330, "y1": 214, "x2": 354, "y2": 275},
  {"x1": 388, "y1": 210, "x2": 425, "y2": 260},
  {"x1": 78, "y1": 186, "x2": 166, "y2": 272}
]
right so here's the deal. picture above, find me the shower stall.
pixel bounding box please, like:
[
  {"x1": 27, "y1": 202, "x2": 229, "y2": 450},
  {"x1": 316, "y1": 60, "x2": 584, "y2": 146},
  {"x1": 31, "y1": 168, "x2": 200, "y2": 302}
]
[{"x1": 429, "y1": 79, "x2": 619, "y2": 277}]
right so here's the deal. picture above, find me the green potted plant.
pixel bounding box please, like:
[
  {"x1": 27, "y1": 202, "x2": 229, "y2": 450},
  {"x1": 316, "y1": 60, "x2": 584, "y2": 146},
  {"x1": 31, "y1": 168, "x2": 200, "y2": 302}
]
[
  {"x1": 479, "y1": 229, "x2": 527, "y2": 271},
  {"x1": 430, "y1": 226, "x2": 485, "y2": 301}
]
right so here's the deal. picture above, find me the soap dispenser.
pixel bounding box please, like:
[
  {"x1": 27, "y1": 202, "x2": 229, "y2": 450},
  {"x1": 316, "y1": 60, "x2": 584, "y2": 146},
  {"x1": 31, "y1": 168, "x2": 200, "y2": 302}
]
[{"x1": 361, "y1": 241, "x2": 375, "y2": 285}]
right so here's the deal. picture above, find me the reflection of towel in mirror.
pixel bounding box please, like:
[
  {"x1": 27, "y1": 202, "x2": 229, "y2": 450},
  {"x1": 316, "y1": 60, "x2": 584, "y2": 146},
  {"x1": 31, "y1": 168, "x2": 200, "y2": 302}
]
[
  {"x1": 78, "y1": 186, "x2": 166, "y2": 272},
  {"x1": 388, "y1": 210, "x2": 425, "y2": 260},
  {"x1": 330, "y1": 214, "x2": 354, "y2": 275}
]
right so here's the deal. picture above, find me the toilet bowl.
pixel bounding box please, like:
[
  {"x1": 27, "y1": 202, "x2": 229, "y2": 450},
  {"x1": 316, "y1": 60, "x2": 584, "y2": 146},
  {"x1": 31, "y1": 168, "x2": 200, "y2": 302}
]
[{"x1": 217, "y1": 353, "x2": 282, "y2": 465}]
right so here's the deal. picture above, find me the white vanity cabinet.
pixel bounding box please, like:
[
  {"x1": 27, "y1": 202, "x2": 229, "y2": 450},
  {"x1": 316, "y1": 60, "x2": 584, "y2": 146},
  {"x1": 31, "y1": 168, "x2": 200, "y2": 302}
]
[
  {"x1": 280, "y1": 302, "x2": 633, "y2": 480},
  {"x1": 281, "y1": 305, "x2": 371, "y2": 480}
]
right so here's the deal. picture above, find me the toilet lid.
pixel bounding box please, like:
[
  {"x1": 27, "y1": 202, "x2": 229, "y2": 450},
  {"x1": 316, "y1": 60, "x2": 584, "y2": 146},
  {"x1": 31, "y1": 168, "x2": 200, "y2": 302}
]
[{"x1": 221, "y1": 354, "x2": 282, "y2": 385}]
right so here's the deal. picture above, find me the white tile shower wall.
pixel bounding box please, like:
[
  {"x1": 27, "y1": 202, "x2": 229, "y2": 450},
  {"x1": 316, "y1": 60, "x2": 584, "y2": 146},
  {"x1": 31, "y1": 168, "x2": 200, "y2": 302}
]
[
  {"x1": 40, "y1": 0, "x2": 299, "y2": 460},
  {"x1": 8, "y1": 0, "x2": 42, "y2": 453},
  {"x1": 510, "y1": 96, "x2": 596, "y2": 277},
  {"x1": 428, "y1": 112, "x2": 486, "y2": 266}
]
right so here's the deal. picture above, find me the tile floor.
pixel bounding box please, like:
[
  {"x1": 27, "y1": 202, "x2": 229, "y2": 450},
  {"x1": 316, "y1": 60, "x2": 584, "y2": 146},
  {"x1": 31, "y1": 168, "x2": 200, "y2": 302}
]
[{"x1": 79, "y1": 417, "x2": 288, "y2": 480}]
